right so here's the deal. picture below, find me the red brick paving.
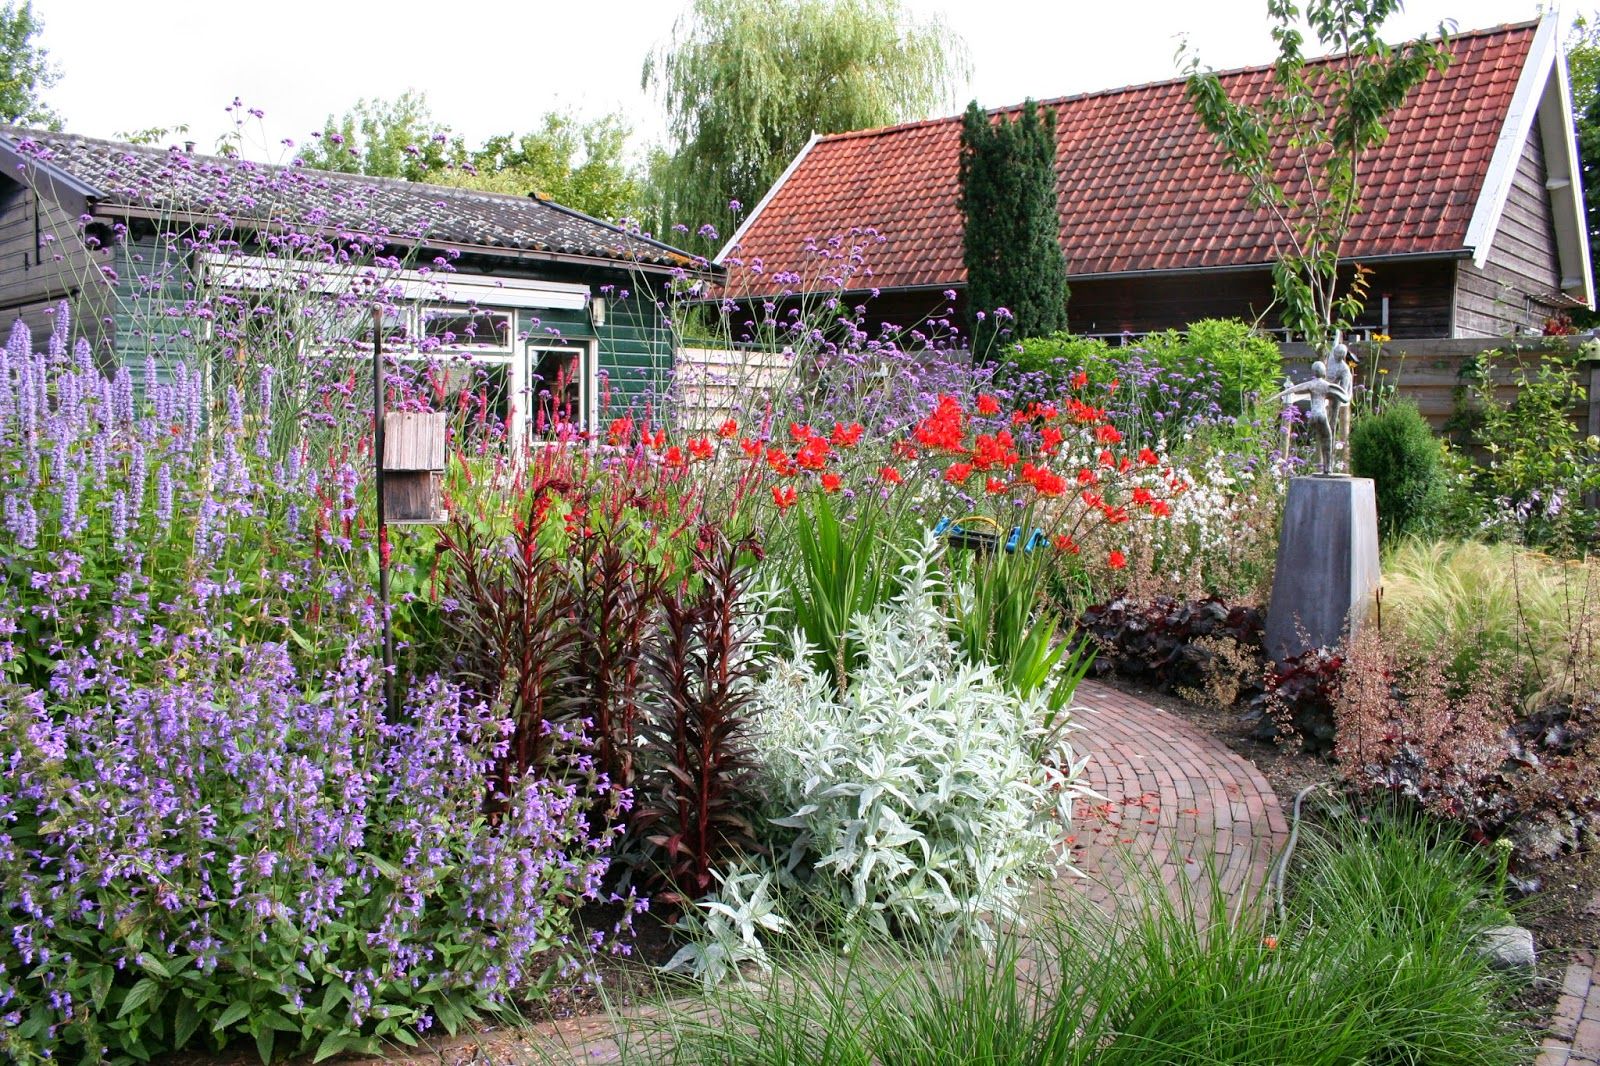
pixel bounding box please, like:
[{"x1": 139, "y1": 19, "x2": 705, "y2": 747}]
[
  {"x1": 1064, "y1": 680, "x2": 1289, "y2": 914},
  {"x1": 1540, "y1": 951, "x2": 1600, "y2": 1065}
]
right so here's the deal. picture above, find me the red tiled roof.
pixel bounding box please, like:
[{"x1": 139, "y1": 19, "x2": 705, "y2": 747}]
[{"x1": 723, "y1": 21, "x2": 1537, "y2": 295}]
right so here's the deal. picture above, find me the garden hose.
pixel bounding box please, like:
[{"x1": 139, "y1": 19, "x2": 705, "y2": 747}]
[{"x1": 1269, "y1": 783, "x2": 1323, "y2": 922}]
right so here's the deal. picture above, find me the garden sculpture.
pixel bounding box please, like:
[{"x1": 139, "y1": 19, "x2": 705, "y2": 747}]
[
  {"x1": 1328, "y1": 341, "x2": 1355, "y2": 473},
  {"x1": 1272, "y1": 360, "x2": 1350, "y2": 476}
]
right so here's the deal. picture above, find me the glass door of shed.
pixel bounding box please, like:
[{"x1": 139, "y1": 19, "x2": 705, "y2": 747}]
[{"x1": 517, "y1": 342, "x2": 595, "y2": 441}]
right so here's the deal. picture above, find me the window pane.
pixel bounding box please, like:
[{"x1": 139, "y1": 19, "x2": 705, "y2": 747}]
[
  {"x1": 530, "y1": 348, "x2": 584, "y2": 431},
  {"x1": 423, "y1": 307, "x2": 511, "y2": 349}
]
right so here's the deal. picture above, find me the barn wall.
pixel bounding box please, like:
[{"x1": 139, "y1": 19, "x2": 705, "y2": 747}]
[
  {"x1": 1454, "y1": 123, "x2": 1566, "y2": 337},
  {"x1": 0, "y1": 181, "x2": 115, "y2": 355}
]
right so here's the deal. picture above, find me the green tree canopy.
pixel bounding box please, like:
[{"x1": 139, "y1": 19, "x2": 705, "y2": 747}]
[
  {"x1": 299, "y1": 90, "x2": 450, "y2": 182},
  {"x1": 643, "y1": 0, "x2": 968, "y2": 244},
  {"x1": 299, "y1": 94, "x2": 642, "y2": 221},
  {"x1": 0, "y1": 1, "x2": 59, "y2": 129},
  {"x1": 1184, "y1": 0, "x2": 1450, "y2": 353},
  {"x1": 958, "y1": 100, "x2": 1068, "y2": 350},
  {"x1": 432, "y1": 112, "x2": 641, "y2": 221}
]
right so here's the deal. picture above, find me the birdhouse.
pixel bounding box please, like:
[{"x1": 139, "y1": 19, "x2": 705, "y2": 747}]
[{"x1": 382, "y1": 411, "x2": 447, "y2": 524}]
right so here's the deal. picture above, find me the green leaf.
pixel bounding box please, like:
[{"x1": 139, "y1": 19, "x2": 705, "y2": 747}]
[
  {"x1": 254, "y1": 1025, "x2": 275, "y2": 1064},
  {"x1": 174, "y1": 997, "x2": 203, "y2": 1049},
  {"x1": 117, "y1": 977, "x2": 161, "y2": 1020},
  {"x1": 213, "y1": 999, "x2": 252, "y2": 1031},
  {"x1": 135, "y1": 951, "x2": 172, "y2": 979},
  {"x1": 313, "y1": 1031, "x2": 354, "y2": 1062}
]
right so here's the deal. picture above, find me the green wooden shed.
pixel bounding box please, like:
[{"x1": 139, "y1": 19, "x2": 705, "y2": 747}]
[{"x1": 0, "y1": 128, "x2": 707, "y2": 442}]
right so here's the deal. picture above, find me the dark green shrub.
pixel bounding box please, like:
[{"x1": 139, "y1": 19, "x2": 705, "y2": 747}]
[{"x1": 1351, "y1": 401, "x2": 1445, "y2": 539}]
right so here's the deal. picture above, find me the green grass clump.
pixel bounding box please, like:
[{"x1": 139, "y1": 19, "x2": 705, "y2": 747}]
[
  {"x1": 1382, "y1": 538, "x2": 1600, "y2": 700},
  {"x1": 616, "y1": 807, "x2": 1530, "y2": 1065}
]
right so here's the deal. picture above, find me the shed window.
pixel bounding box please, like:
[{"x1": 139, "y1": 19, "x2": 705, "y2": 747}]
[{"x1": 422, "y1": 306, "x2": 512, "y2": 352}]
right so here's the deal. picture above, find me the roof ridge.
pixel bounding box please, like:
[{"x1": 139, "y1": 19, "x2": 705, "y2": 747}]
[{"x1": 815, "y1": 18, "x2": 1539, "y2": 145}]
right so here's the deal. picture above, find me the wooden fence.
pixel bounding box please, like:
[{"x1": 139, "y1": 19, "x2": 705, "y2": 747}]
[
  {"x1": 672, "y1": 344, "x2": 794, "y2": 432},
  {"x1": 1281, "y1": 337, "x2": 1600, "y2": 438}
]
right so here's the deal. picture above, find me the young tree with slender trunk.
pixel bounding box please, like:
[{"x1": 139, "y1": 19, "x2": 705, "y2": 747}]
[{"x1": 1183, "y1": 0, "x2": 1450, "y2": 353}]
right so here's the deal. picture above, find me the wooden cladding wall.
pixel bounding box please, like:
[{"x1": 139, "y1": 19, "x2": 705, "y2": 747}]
[
  {"x1": 1061, "y1": 259, "x2": 1458, "y2": 339},
  {"x1": 1455, "y1": 124, "x2": 1566, "y2": 337},
  {"x1": 0, "y1": 181, "x2": 114, "y2": 354}
]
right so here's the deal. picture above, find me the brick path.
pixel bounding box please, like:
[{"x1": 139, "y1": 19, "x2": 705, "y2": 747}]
[
  {"x1": 1540, "y1": 951, "x2": 1600, "y2": 1065},
  {"x1": 1064, "y1": 680, "x2": 1290, "y2": 914}
]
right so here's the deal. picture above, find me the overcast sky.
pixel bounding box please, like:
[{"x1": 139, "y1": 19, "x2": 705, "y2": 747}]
[{"x1": 32, "y1": 0, "x2": 1550, "y2": 164}]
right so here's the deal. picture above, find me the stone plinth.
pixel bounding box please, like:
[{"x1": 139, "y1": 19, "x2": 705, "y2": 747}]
[{"x1": 1264, "y1": 476, "x2": 1381, "y2": 663}]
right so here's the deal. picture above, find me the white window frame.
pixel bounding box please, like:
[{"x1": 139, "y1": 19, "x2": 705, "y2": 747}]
[{"x1": 515, "y1": 340, "x2": 598, "y2": 447}]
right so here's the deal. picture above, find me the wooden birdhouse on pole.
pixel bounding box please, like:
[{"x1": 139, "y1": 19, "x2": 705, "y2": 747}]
[{"x1": 381, "y1": 412, "x2": 447, "y2": 525}]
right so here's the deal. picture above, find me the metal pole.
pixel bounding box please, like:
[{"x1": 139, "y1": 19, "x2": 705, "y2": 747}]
[{"x1": 373, "y1": 307, "x2": 397, "y2": 720}]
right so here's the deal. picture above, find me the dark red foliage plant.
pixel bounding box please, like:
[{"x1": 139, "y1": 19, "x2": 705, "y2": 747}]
[
  {"x1": 634, "y1": 529, "x2": 765, "y2": 904},
  {"x1": 433, "y1": 472, "x2": 581, "y2": 801},
  {"x1": 572, "y1": 523, "x2": 668, "y2": 804}
]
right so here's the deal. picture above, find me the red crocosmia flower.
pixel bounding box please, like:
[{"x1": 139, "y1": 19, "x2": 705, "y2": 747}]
[
  {"x1": 1098, "y1": 449, "x2": 1115, "y2": 467},
  {"x1": 1139, "y1": 447, "x2": 1160, "y2": 466},
  {"x1": 820, "y1": 472, "x2": 842, "y2": 493},
  {"x1": 1054, "y1": 534, "x2": 1080, "y2": 554},
  {"x1": 976, "y1": 393, "x2": 1001, "y2": 416},
  {"x1": 740, "y1": 437, "x2": 762, "y2": 458},
  {"x1": 1108, "y1": 550, "x2": 1127, "y2": 570},
  {"x1": 772, "y1": 484, "x2": 797, "y2": 511},
  {"x1": 687, "y1": 437, "x2": 714, "y2": 461},
  {"x1": 717, "y1": 418, "x2": 739, "y2": 438},
  {"x1": 766, "y1": 446, "x2": 796, "y2": 476},
  {"x1": 1081, "y1": 490, "x2": 1103, "y2": 509},
  {"x1": 1040, "y1": 425, "x2": 1064, "y2": 454},
  {"x1": 789, "y1": 422, "x2": 813, "y2": 441},
  {"x1": 663, "y1": 445, "x2": 685, "y2": 467},
  {"x1": 830, "y1": 421, "x2": 864, "y2": 447},
  {"x1": 914, "y1": 394, "x2": 966, "y2": 451},
  {"x1": 1109, "y1": 378, "x2": 1120, "y2": 390},
  {"x1": 650, "y1": 428, "x2": 667, "y2": 448},
  {"x1": 892, "y1": 439, "x2": 919, "y2": 460},
  {"x1": 607, "y1": 416, "x2": 634, "y2": 445},
  {"x1": 1072, "y1": 370, "x2": 1089, "y2": 389},
  {"x1": 1151, "y1": 500, "x2": 1172, "y2": 517},
  {"x1": 944, "y1": 462, "x2": 974, "y2": 484},
  {"x1": 1096, "y1": 424, "x2": 1123, "y2": 445},
  {"x1": 985, "y1": 476, "x2": 1007, "y2": 494},
  {"x1": 795, "y1": 437, "x2": 830, "y2": 470},
  {"x1": 1077, "y1": 468, "x2": 1098, "y2": 485},
  {"x1": 1132, "y1": 487, "x2": 1154, "y2": 506},
  {"x1": 879, "y1": 465, "x2": 903, "y2": 485},
  {"x1": 1118, "y1": 456, "x2": 1132, "y2": 472},
  {"x1": 1103, "y1": 505, "x2": 1129, "y2": 525}
]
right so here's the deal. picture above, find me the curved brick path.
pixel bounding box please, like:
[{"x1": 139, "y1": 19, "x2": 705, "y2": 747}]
[{"x1": 1064, "y1": 680, "x2": 1290, "y2": 914}]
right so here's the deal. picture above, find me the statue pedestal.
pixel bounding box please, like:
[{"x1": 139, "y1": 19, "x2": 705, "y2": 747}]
[{"x1": 1264, "y1": 476, "x2": 1381, "y2": 663}]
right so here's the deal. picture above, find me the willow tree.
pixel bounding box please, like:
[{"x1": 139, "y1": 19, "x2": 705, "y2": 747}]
[
  {"x1": 643, "y1": 0, "x2": 968, "y2": 244},
  {"x1": 1183, "y1": 0, "x2": 1450, "y2": 353}
]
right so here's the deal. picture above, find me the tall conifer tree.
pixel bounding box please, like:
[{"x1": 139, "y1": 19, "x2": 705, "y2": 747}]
[{"x1": 958, "y1": 99, "x2": 1069, "y2": 354}]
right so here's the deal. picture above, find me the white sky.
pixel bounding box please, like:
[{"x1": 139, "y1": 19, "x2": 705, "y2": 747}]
[{"x1": 32, "y1": 0, "x2": 1551, "y2": 165}]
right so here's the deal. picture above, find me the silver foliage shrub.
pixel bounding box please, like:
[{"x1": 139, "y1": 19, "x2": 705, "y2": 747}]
[{"x1": 753, "y1": 531, "x2": 1091, "y2": 946}]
